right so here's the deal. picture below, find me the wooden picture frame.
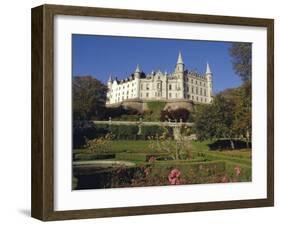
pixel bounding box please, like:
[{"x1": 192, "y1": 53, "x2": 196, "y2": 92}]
[{"x1": 31, "y1": 4, "x2": 274, "y2": 221}]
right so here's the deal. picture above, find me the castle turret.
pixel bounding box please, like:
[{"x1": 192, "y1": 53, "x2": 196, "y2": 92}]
[
  {"x1": 134, "y1": 64, "x2": 141, "y2": 78},
  {"x1": 205, "y1": 62, "x2": 213, "y2": 102},
  {"x1": 134, "y1": 64, "x2": 141, "y2": 98},
  {"x1": 107, "y1": 74, "x2": 113, "y2": 85},
  {"x1": 175, "y1": 51, "x2": 184, "y2": 74},
  {"x1": 106, "y1": 75, "x2": 113, "y2": 104},
  {"x1": 174, "y1": 51, "x2": 185, "y2": 99}
]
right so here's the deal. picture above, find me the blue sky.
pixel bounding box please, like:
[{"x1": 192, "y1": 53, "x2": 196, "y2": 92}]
[{"x1": 72, "y1": 34, "x2": 245, "y2": 93}]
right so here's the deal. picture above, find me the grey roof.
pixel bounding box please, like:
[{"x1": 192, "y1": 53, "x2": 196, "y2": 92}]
[{"x1": 177, "y1": 51, "x2": 184, "y2": 64}]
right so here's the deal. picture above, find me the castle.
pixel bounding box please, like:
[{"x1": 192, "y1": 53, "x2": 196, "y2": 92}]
[{"x1": 106, "y1": 52, "x2": 213, "y2": 105}]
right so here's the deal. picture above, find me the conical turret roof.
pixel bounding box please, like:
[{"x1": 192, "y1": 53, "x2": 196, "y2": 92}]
[
  {"x1": 135, "y1": 64, "x2": 141, "y2": 73},
  {"x1": 177, "y1": 51, "x2": 184, "y2": 64},
  {"x1": 206, "y1": 62, "x2": 212, "y2": 74}
]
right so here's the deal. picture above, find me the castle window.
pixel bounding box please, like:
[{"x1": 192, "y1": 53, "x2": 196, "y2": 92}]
[
  {"x1": 169, "y1": 84, "x2": 172, "y2": 90},
  {"x1": 191, "y1": 86, "x2": 194, "y2": 93},
  {"x1": 146, "y1": 84, "x2": 149, "y2": 90},
  {"x1": 200, "y1": 81, "x2": 202, "y2": 86},
  {"x1": 146, "y1": 93, "x2": 149, "y2": 97},
  {"x1": 201, "y1": 97, "x2": 202, "y2": 102},
  {"x1": 196, "y1": 96, "x2": 198, "y2": 101},
  {"x1": 191, "y1": 79, "x2": 193, "y2": 84},
  {"x1": 204, "y1": 89, "x2": 206, "y2": 96},
  {"x1": 200, "y1": 88, "x2": 202, "y2": 95},
  {"x1": 196, "y1": 87, "x2": 198, "y2": 95}
]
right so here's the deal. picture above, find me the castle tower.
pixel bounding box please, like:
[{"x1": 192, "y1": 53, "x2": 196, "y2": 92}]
[
  {"x1": 134, "y1": 64, "x2": 141, "y2": 98},
  {"x1": 107, "y1": 74, "x2": 113, "y2": 86},
  {"x1": 206, "y1": 62, "x2": 213, "y2": 102},
  {"x1": 134, "y1": 64, "x2": 141, "y2": 78},
  {"x1": 174, "y1": 51, "x2": 185, "y2": 99},
  {"x1": 106, "y1": 74, "x2": 113, "y2": 104},
  {"x1": 175, "y1": 51, "x2": 184, "y2": 74}
]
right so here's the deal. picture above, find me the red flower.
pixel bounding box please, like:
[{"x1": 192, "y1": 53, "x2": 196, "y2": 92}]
[{"x1": 168, "y1": 168, "x2": 181, "y2": 185}]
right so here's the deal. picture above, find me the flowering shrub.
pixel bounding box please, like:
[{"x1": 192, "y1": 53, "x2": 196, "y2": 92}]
[
  {"x1": 168, "y1": 168, "x2": 181, "y2": 185},
  {"x1": 221, "y1": 175, "x2": 229, "y2": 183},
  {"x1": 234, "y1": 165, "x2": 241, "y2": 176},
  {"x1": 148, "y1": 156, "x2": 156, "y2": 164},
  {"x1": 148, "y1": 131, "x2": 192, "y2": 160},
  {"x1": 84, "y1": 133, "x2": 114, "y2": 153}
]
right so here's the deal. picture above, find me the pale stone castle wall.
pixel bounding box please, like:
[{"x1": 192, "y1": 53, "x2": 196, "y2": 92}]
[{"x1": 106, "y1": 52, "x2": 213, "y2": 106}]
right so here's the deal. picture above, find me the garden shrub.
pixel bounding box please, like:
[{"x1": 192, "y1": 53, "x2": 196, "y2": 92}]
[
  {"x1": 160, "y1": 108, "x2": 190, "y2": 122},
  {"x1": 73, "y1": 120, "x2": 97, "y2": 149},
  {"x1": 116, "y1": 152, "x2": 170, "y2": 162},
  {"x1": 151, "y1": 160, "x2": 226, "y2": 180},
  {"x1": 108, "y1": 124, "x2": 139, "y2": 140},
  {"x1": 74, "y1": 153, "x2": 115, "y2": 161},
  {"x1": 140, "y1": 125, "x2": 166, "y2": 139},
  {"x1": 198, "y1": 151, "x2": 251, "y2": 165},
  {"x1": 73, "y1": 166, "x2": 141, "y2": 189}
]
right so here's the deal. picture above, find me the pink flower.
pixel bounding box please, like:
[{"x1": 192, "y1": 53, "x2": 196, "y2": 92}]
[
  {"x1": 148, "y1": 156, "x2": 156, "y2": 164},
  {"x1": 144, "y1": 167, "x2": 150, "y2": 176},
  {"x1": 234, "y1": 166, "x2": 241, "y2": 176},
  {"x1": 168, "y1": 168, "x2": 181, "y2": 185},
  {"x1": 221, "y1": 175, "x2": 228, "y2": 183}
]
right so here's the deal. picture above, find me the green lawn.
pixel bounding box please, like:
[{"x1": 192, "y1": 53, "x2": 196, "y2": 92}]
[{"x1": 74, "y1": 140, "x2": 251, "y2": 162}]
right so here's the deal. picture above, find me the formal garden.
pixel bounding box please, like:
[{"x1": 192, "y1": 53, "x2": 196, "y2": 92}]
[{"x1": 72, "y1": 122, "x2": 251, "y2": 190}]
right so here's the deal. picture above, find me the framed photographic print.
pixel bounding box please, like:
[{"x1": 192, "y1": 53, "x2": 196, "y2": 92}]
[{"x1": 31, "y1": 4, "x2": 274, "y2": 221}]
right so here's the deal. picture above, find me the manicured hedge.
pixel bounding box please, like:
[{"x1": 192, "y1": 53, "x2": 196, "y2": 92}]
[
  {"x1": 109, "y1": 124, "x2": 139, "y2": 140},
  {"x1": 151, "y1": 160, "x2": 226, "y2": 179},
  {"x1": 73, "y1": 166, "x2": 140, "y2": 189},
  {"x1": 195, "y1": 151, "x2": 251, "y2": 166},
  {"x1": 139, "y1": 125, "x2": 166, "y2": 140},
  {"x1": 74, "y1": 153, "x2": 115, "y2": 161},
  {"x1": 116, "y1": 152, "x2": 170, "y2": 162}
]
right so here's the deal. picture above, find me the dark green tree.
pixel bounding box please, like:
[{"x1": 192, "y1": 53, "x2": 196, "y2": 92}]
[
  {"x1": 73, "y1": 76, "x2": 107, "y2": 120},
  {"x1": 229, "y1": 43, "x2": 252, "y2": 82},
  {"x1": 195, "y1": 94, "x2": 237, "y2": 149},
  {"x1": 232, "y1": 83, "x2": 252, "y2": 147}
]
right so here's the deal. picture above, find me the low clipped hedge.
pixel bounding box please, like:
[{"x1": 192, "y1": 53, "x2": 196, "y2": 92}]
[
  {"x1": 115, "y1": 152, "x2": 170, "y2": 162},
  {"x1": 151, "y1": 160, "x2": 226, "y2": 179},
  {"x1": 74, "y1": 153, "x2": 115, "y2": 161},
  {"x1": 91, "y1": 124, "x2": 166, "y2": 141},
  {"x1": 196, "y1": 151, "x2": 251, "y2": 166},
  {"x1": 139, "y1": 125, "x2": 166, "y2": 140}
]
